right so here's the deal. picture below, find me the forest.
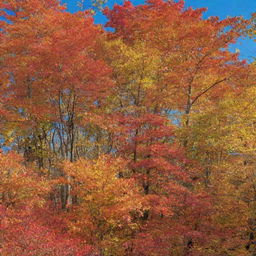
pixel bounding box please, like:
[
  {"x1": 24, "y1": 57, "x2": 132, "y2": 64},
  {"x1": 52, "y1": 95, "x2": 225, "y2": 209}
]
[{"x1": 0, "y1": 0, "x2": 256, "y2": 255}]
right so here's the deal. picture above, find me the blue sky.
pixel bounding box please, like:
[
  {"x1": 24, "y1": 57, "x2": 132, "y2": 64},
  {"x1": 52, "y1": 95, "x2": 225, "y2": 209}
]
[{"x1": 63, "y1": 0, "x2": 256, "y2": 62}]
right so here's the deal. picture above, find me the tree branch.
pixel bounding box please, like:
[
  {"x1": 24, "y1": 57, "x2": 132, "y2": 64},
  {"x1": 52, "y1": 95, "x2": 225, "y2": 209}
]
[{"x1": 191, "y1": 78, "x2": 227, "y2": 107}]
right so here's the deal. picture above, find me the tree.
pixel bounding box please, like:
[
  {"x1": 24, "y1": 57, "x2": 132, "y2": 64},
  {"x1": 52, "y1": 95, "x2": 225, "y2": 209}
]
[
  {"x1": 0, "y1": 0, "x2": 254, "y2": 255},
  {"x1": 0, "y1": 151, "x2": 92, "y2": 255},
  {"x1": 103, "y1": 0, "x2": 250, "y2": 254},
  {"x1": 0, "y1": 0, "x2": 113, "y2": 209},
  {"x1": 104, "y1": 0, "x2": 248, "y2": 128},
  {"x1": 62, "y1": 155, "x2": 143, "y2": 255}
]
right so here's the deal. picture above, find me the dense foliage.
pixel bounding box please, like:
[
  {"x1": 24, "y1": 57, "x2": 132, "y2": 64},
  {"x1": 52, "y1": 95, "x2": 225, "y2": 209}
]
[{"x1": 0, "y1": 0, "x2": 255, "y2": 255}]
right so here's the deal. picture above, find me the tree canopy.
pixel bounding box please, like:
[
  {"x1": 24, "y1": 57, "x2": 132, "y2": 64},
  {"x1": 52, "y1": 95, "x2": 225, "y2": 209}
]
[{"x1": 0, "y1": 0, "x2": 255, "y2": 255}]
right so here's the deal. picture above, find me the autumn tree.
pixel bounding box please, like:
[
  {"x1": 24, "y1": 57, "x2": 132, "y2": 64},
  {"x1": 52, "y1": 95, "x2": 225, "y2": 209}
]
[
  {"x1": 103, "y1": 0, "x2": 250, "y2": 254},
  {"x1": 0, "y1": 151, "x2": 92, "y2": 255},
  {"x1": 0, "y1": 0, "x2": 113, "y2": 209},
  {"x1": 0, "y1": 0, "x2": 254, "y2": 255},
  {"x1": 62, "y1": 155, "x2": 144, "y2": 255}
]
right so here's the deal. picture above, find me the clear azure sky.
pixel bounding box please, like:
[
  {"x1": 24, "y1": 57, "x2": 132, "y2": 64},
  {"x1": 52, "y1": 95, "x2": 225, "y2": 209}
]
[{"x1": 63, "y1": 0, "x2": 256, "y2": 62}]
